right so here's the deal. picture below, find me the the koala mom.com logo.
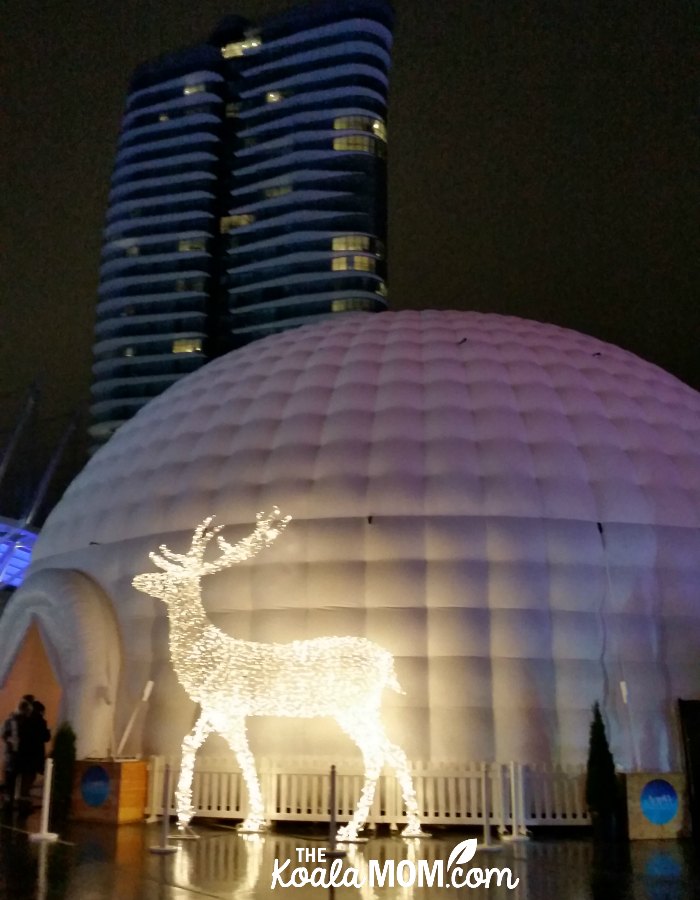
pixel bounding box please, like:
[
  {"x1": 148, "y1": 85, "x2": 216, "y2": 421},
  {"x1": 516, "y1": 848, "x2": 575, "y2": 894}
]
[{"x1": 270, "y1": 839, "x2": 520, "y2": 891}]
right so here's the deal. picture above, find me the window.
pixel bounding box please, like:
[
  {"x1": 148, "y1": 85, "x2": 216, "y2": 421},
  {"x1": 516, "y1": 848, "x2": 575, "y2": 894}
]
[
  {"x1": 183, "y1": 84, "x2": 205, "y2": 95},
  {"x1": 332, "y1": 235, "x2": 370, "y2": 252},
  {"x1": 333, "y1": 135, "x2": 374, "y2": 153},
  {"x1": 331, "y1": 255, "x2": 375, "y2": 272},
  {"x1": 158, "y1": 113, "x2": 170, "y2": 122},
  {"x1": 354, "y1": 256, "x2": 375, "y2": 272},
  {"x1": 372, "y1": 120, "x2": 387, "y2": 141},
  {"x1": 375, "y1": 239, "x2": 386, "y2": 259},
  {"x1": 175, "y1": 278, "x2": 205, "y2": 293},
  {"x1": 220, "y1": 214, "x2": 255, "y2": 233},
  {"x1": 225, "y1": 102, "x2": 240, "y2": 118},
  {"x1": 376, "y1": 281, "x2": 388, "y2": 298},
  {"x1": 172, "y1": 338, "x2": 202, "y2": 354},
  {"x1": 123, "y1": 347, "x2": 135, "y2": 357},
  {"x1": 178, "y1": 238, "x2": 206, "y2": 252},
  {"x1": 125, "y1": 245, "x2": 140, "y2": 257},
  {"x1": 331, "y1": 299, "x2": 373, "y2": 312},
  {"x1": 334, "y1": 117, "x2": 386, "y2": 141},
  {"x1": 222, "y1": 35, "x2": 261, "y2": 58},
  {"x1": 266, "y1": 90, "x2": 283, "y2": 103},
  {"x1": 264, "y1": 185, "x2": 291, "y2": 199}
]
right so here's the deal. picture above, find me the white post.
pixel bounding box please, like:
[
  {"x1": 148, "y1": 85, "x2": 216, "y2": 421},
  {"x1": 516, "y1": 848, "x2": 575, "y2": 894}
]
[
  {"x1": 501, "y1": 761, "x2": 529, "y2": 842},
  {"x1": 150, "y1": 763, "x2": 177, "y2": 854},
  {"x1": 495, "y1": 763, "x2": 507, "y2": 837},
  {"x1": 479, "y1": 762, "x2": 501, "y2": 852},
  {"x1": 145, "y1": 755, "x2": 160, "y2": 823},
  {"x1": 29, "y1": 758, "x2": 58, "y2": 843},
  {"x1": 503, "y1": 762, "x2": 530, "y2": 842}
]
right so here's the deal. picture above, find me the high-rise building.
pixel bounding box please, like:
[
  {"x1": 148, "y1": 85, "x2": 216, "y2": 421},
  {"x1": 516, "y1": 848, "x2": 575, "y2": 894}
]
[{"x1": 91, "y1": 0, "x2": 393, "y2": 448}]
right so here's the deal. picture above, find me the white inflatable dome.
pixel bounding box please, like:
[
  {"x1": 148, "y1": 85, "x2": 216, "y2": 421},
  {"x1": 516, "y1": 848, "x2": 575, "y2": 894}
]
[{"x1": 15, "y1": 310, "x2": 700, "y2": 767}]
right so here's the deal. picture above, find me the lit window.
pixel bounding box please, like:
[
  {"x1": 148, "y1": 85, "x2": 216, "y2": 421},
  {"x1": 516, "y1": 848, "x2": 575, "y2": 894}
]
[
  {"x1": 331, "y1": 255, "x2": 375, "y2": 272},
  {"x1": 183, "y1": 84, "x2": 205, "y2": 95},
  {"x1": 376, "y1": 281, "x2": 388, "y2": 298},
  {"x1": 178, "y1": 238, "x2": 206, "y2": 252},
  {"x1": 372, "y1": 120, "x2": 387, "y2": 141},
  {"x1": 334, "y1": 115, "x2": 371, "y2": 131},
  {"x1": 332, "y1": 235, "x2": 370, "y2": 252},
  {"x1": 333, "y1": 117, "x2": 387, "y2": 140},
  {"x1": 331, "y1": 299, "x2": 373, "y2": 312},
  {"x1": 225, "y1": 102, "x2": 239, "y2": 118},
  {"x1": 221, "y1": 35, "x2": 261, "y2": 58},
  {"x1": 220, "y1": 214, "x2": 255, "y2": 233},
  {"x1": 123, "y1": 347, "x2": 135, "y2": 357},
  {"x1": 172, "y1": 338, "x2": 202, "y2": 354},
  {"x1": 264, "y1": 185, "x2": 291, "y2": 199},
  {"x1": 125, "y1": 245, "x2": 140, "y2": 257},
  {"x1": 333, "y1": 135, "x2": 374, "y2": 153},
  {"x1": 158, "y1": 113, "x2": 170, "y2": 122},
  {"x1": 266, "y1": 90, "x2": 283, "y2": 103}
]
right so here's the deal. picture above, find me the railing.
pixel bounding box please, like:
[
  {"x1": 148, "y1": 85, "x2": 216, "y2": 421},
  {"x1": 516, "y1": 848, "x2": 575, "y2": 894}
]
[{"x1": 145, "y1": 756, "x2": 589, "y2": 829}]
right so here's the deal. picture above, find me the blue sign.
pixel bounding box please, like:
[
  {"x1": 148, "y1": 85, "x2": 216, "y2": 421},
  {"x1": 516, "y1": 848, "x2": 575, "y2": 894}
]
[
  {"x1": 640, "y1": 779, "x2": 678, "y2": 825},
  {"x1": 80, "y1": 765, "x2": 111, "y2": 808}
]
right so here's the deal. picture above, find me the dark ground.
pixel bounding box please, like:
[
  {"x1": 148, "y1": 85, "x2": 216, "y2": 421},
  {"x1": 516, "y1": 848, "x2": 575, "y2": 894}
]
[{"x1": 0, "y1": 808, "x2": 698, "y2": 899}]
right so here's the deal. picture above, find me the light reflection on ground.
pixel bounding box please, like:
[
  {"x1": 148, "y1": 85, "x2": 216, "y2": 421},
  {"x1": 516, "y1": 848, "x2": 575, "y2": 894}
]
[{"x1": 0, "y1": 811, "x2": 697, "y2": 899}]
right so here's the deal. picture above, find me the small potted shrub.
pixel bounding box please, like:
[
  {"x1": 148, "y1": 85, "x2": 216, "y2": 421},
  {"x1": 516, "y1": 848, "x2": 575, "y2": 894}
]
[
  {"x1": 50, "y1": 721, "x2": 76, "y2": 826},
  {"x1": 585, "y1": 702, "x2": 619, "y2": 841}
]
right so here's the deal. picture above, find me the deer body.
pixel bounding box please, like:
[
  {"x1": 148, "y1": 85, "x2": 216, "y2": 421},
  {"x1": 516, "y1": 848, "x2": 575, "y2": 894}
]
[{"x1": 133, "y1": 510, "x2": 423, "y2": 838}]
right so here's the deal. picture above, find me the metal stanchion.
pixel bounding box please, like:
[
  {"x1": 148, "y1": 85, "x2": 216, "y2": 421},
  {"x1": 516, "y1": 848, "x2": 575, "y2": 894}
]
[
  {"x1": 478, "y1": 762, "x2": 502, "y2": 852},
  {"x1": 30, "y1": 759, "x2": 58, "y2": 843},
  {"x1": 150, "y1": 763, "x2": 177, "y2": 854},
  {"x1": 326, "y1": 765, "x2": 345, "y2": 858}
]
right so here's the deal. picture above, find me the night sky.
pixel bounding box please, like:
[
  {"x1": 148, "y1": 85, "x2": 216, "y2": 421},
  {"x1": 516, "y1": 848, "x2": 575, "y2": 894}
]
[{"x1": 2, "y1": 0, "x2": 698, "y2": 488}]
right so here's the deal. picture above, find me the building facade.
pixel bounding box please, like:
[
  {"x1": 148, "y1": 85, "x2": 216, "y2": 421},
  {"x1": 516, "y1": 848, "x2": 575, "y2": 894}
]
[{"x1": 91, "y1": 0, "x2": 393, "y2": 447}]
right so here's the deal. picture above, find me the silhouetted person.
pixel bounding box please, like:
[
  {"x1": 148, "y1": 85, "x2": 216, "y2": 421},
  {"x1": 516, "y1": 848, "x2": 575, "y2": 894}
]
[
  {"x1": 1, "y1": 700, "x2": 32, "y2": 806},
  {"x1": 21, "y1": 700, "x2": 51, "y2": 801}
]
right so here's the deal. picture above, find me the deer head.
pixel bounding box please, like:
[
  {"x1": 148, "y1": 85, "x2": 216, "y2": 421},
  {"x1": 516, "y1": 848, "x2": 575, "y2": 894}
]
[{"x1": 132, "y1": 508, "x2": 291, "y2": 603}]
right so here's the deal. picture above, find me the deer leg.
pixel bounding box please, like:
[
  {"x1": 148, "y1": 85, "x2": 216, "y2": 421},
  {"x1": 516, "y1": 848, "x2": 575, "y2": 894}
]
[
  {"x1": 175, "y1": 712, "x2": 213, "y2": 829},
  {"x1": 221, "y1": 718, "x2": 265, "y2": 832},
  {"x1": 381, "y1": 737, "x2": 423, "y2": 837},
  {"x1": 336, "y1": 713, "x2": 384, "y2": 841}
]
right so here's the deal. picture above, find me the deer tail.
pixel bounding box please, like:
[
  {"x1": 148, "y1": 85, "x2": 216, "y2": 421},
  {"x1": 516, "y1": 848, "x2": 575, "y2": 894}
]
[{"x1": 387, "y1": 661, "x2": 405, "y2": 695}]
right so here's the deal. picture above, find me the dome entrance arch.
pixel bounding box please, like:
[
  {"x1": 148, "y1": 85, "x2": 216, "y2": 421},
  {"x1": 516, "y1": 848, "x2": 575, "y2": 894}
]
[{"x1": 0, "y1": 569, "x2": 121, "y2": 758}]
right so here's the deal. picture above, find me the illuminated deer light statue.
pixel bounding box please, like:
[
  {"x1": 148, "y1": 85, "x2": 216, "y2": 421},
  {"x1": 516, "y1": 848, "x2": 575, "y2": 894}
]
[{"x1": 132, "y1": 509, "x2": 424, "y2": 839}]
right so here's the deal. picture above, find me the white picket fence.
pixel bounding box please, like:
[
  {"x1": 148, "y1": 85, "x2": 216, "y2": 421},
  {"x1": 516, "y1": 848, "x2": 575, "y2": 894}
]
[{"x1": 145, "y1": 756, "x2": 589, "y2": 829}]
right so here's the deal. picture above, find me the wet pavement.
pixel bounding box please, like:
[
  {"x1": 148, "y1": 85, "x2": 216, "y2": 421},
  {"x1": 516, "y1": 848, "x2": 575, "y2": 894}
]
[{"x1": 0, "y1": 809, "x2": 698, "y2": 899}]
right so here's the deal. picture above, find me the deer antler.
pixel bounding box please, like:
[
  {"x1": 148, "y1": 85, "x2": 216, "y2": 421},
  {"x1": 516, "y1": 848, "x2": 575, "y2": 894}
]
[
  {"x1": 149, "y1": 510, "x2": 291, "y2": 575},
  {"x1": 149, "y1": 516, "x2": 223, "y2": 573},
  {"x1": 204, "y1": 507, "x2": 292, "y2": 574}
]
